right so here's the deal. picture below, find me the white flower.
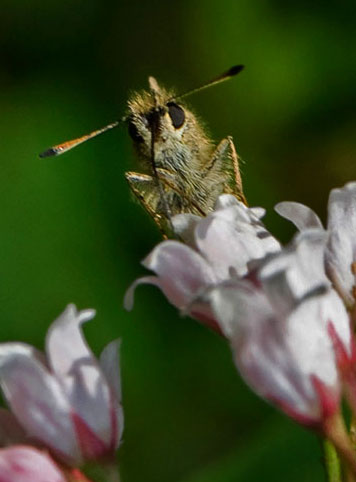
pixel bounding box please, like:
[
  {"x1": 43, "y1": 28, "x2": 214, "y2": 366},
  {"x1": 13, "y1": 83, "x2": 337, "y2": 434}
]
[
  {"x1": 125, "y1": 195, "x2": 280, "y2": 331},
  {"x1": 276, "y1": 181, "x2": 356, "y2": 308},
  {"x1": 0, "y1": 304, "x2": 123, "y2": 466},
  {"x1": 208, "y1": 232, "x2": 353, "y2": 425}
]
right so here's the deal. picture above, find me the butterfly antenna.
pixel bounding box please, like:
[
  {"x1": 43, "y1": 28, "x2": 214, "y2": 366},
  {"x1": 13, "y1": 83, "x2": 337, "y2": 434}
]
[
  {"x1": 172, "y1": 64, "x2": 244, "y2": 101},
  {"x1": 39, "y1": 119, "x2": 126, "y2": 158}
]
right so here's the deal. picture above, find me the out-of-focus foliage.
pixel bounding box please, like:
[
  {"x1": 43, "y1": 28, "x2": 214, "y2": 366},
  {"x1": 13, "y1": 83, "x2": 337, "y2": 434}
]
[{"x1": 0, "y1": 1, "x2": 355, "y2": 481}]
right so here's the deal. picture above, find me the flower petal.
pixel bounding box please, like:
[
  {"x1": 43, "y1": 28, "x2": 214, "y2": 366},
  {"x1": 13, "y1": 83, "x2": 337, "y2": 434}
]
[
  {"x1": 100, "y1": 340, "x2": 124, "y2": 442},
  {"x1": 0, "y1": 446, "x2": 66, "y2": 482},
  {"x1": 210, "y1": 281, "x2": 343, "y2": 423},
  {"x1": 259, "y1": 230, "x2": 329, "y2": 300},
  {"x1": 46, "y1": 305, "x2": 96, "y2": 378},
  {"x1": 195, "y1": 202, "x2": 280, "y2": 279},
  {"x1": 142, "y1": 241, "x2": 217, "y2": 306},
  {"x1": 46, "y1": 305, "x2": 114, "y2": 452},
  {"x1": 275, "y1": 202, "x2": 323, "y2": 231},
  {"x1": 214, "y1": 194, "x2": 245, "y2": 210},
  {"x1": 171, "y1": 213, "x2": 201, "y2": 247},
  {"x1": 0, "y1": 343, "x2": 80, "y2": 462},
  {"x1": 325, "y1": 182, "x2": 356, "y2": 306},
  {"x1": 209, "y1": 279, "x2": 274, "y2": 338},
  {"x1": 209, "y1": 228, "x2": 351, "y2": 424},
  {"x1": 124, "y1": 276, "x2": 162, "y2": 311},
  {"x1": 100, "y1": 340, "x2": 122, "y2": 405}
]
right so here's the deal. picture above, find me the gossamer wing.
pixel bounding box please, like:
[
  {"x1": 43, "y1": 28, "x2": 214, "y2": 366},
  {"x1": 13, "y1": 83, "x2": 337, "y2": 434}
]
[{"x1": 40, "y1": 65, "x2": 246, "y2": 237}]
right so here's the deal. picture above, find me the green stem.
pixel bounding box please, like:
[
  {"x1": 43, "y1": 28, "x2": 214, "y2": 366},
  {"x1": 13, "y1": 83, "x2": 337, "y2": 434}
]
[
  {"x1": 323, "y1": 439, "x2": 342, "y2": 482},
  {"x1": 81, "y1": 460, "x2": 120, "y2": 482},
  {"x1": 323, "y1": 412, "x2": 356, "y2": 480}
]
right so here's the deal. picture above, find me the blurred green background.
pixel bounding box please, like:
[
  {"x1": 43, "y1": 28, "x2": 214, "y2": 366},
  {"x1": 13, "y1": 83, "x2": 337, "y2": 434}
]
[{"x1": 1, "y1": 1, "x2": 356, "y2": 480}]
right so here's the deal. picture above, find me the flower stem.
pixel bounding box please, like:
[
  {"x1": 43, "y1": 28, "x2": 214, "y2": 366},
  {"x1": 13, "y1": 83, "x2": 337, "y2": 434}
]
[
  {"x1": 81, "y1": 460, "x2": 120, "y2": 482},
  {"x1": 323, "y1": 412, "x2": 356, "y2": 478},
  {"x1": 323, "y1": 439, "x2": 342, "y2": 482}
]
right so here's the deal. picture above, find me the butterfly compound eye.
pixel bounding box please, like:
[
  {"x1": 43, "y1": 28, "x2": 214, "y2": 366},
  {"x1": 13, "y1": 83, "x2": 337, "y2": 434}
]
[{"x1": 167, "y1": 102, "x2": 185, "y2": 129}]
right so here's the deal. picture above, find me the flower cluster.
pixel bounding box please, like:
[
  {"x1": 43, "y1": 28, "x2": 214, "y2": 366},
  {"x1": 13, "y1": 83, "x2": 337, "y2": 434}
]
[
  {"x1": 0, "y1": 304, "x2": 123, "y2": 481},
  {"x1": 125, "y1": 195, "x2": 281, "y2": 333},
  {"x1": 276, "y1": 182, "x2": 356, "y2": 309},
  {"x1": 126, "y1": 182, "x2": 356, "y2": 439},
  {"x1": 3, "y1": 181, "x2": 356, "y2": 480}
]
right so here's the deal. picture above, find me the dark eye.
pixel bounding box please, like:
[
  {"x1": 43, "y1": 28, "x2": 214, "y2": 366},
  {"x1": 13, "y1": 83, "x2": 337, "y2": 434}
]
[
  {"x1": 167, "y1": 102, "x2": 185, "y2": 129},
  {"x1": 128, "y1": 120, "x2": 144, "y2": 143}
]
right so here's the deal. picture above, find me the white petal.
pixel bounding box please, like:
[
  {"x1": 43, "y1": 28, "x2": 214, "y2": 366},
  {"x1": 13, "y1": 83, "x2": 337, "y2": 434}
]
[
  {"x1": 46, "y1": 305, "x2": 96, "y2": 377},
  {"x1": 209, "y1": 280, "x2": 274, "y2": 338},
  {"x1": 325, "y1": 182, "x2": 356, "y2": 305},
  {"x1": 286, "y1": 296, "x2": 339, "y2": 388},
  {"x1": 100, "y1": 340, "x2": 124, "y2": 442},
  {"x1": 140, "y1": 241, "x2": 217, "y2": 308},
  {"x1": 275, "y1": 202, "x2": 323, "y2": 231},
  {"x1": 124, "y1": 276, "x2": 162, "y2": 311},
  {"x1": 250, "y1": 207, "x2": 266, "y2": 219},
  {"x1": 210, "y1": 282, "x2": 342, "y2": 420},
  {"x1": 0, "y1": 446, "x2": 66, "y2": 482},
  {"x1": 46, "y1": 305, "x2": 113, "y2": 448},
  {"x1": 322, "y1": 289, "x2": 352, "y2": 355},
  {"x1": 215, "y1": 194, "x2": 267, "y2": 220},
  {"x1": 171, "y1": 213, "x2": 201, "y2": 247},
  {"x1": 100, "y1": 340, "x2": 122, "y2": 403},
  {"x1": 214, "y1": 194, "x2": 241, "y2": 210},
  {"x1": 195, "y1": 204, "x2": 280, "y2": 279},
  {"x1": 0, "y1": 343, "x2": 80, "y2": 462},
  {"x1": 259, "y1": 230, "x2": 329, "y2": 300}
]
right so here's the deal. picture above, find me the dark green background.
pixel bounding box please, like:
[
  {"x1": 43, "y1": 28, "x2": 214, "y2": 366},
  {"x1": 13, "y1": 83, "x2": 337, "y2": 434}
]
[{"x1": 1, "y1": 1, "x2": 356, "y2": 481}]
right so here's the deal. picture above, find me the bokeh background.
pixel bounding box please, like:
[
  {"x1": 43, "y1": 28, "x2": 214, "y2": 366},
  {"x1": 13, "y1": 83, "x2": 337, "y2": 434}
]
[{"x1": 1, "y1": 1, "x2": 356, "y2": 481}]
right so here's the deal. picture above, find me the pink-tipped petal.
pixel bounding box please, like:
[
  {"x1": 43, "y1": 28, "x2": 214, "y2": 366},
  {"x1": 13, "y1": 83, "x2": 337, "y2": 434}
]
[
  {"x1": 209, "y1": 231, "x2": 350, "y2": 425},
  {"x1": 46, "y1": 305, "x2": 96, "y2": 377},
  {"x1": 0, "y1": 343, "x2": 80, "y2": 462},
  {"x1": 46, "y1": 305, "x2": 114, "y2": 451},
  {"x1": 0, "y1": 446, "x2": 66, "y2": 482},
  {"x1": 215, "y1": 286, "x2": 342, "y2": 421},
  {"x1": 328, "y1": 321, "x2": 355, "y2": 373},
  {"x1": 310, "y1": 376, "x2": 339, "y2": 420},
  {"x1": 72, "y1": 414, "x2": 109, "y2": 460}
]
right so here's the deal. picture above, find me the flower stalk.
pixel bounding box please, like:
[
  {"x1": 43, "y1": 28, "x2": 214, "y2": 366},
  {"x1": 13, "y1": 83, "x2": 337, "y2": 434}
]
[
  {"x1": 323, "y1": 413, "x2": 356, "y2": 479},
  {"x1": 323, "y1": 439, "x2": 342, "y2": 482}
]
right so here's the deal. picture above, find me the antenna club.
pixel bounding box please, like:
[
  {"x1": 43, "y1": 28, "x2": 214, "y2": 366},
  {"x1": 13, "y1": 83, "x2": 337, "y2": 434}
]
[
  {"x1": 39, "y1": 147, "x2": 61, "y2": 158},
  {"x1": 228, "y1": 65, "x2": 245, "y2": 77}
]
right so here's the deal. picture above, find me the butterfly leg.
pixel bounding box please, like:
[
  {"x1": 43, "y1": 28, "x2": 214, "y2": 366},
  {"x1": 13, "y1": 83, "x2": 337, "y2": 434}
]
[
  {"x1": 204, "y1": 136, "x2": 246, "y2": 204},
  {"x1": 125, "y1": 171, "x2": 170, "y2": 237}
]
